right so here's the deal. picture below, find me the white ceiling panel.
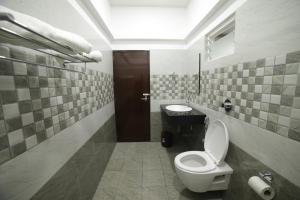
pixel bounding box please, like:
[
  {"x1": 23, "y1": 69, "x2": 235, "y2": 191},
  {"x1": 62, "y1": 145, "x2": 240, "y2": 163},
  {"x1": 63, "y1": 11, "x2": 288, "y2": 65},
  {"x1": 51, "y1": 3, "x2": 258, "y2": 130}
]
[
  {"x1": 109, "y1": 0, "x2": 190, "y2": 7},
  {"x1": 86, "y1": 0, "x2": 228, "y2": 41}
]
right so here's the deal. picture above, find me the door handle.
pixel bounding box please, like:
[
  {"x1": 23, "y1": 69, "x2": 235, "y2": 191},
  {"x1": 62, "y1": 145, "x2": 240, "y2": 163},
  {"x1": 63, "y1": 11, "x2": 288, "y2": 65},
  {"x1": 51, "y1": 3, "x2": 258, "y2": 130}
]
[{"x1": 141, "y1": 93, "x2": 150, "y2": 101}]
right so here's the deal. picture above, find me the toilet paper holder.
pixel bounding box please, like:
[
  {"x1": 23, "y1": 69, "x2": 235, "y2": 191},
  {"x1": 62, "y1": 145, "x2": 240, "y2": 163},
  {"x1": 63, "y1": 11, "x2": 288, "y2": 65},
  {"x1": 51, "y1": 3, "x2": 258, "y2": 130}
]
[{"x1": 258, "y1": 171, "x2": 273, "y2": 183}]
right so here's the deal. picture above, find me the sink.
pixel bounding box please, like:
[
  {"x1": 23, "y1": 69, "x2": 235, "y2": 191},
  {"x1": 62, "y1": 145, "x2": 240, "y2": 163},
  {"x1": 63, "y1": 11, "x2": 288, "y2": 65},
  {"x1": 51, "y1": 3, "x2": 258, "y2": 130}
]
[{"x1": 166, "y1": 105, "x2": 192, "y2": 112}]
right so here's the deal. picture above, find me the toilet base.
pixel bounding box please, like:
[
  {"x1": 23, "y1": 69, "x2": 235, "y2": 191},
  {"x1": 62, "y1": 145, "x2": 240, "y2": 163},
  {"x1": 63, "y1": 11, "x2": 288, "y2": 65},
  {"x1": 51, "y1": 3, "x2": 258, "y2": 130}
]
[
  {"x1": 206, "y1": 174, "x2": 232, "y2": 192},
  {"x1": 175, "y1": 163, "x2": 233, "y2": 193}
]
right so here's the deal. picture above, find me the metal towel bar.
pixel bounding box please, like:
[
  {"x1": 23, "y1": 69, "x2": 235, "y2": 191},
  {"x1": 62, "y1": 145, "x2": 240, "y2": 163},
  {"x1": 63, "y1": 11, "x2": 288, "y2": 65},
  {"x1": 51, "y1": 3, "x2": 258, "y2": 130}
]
[
  {"x1": 0, "y1": 12, "x2": 97, "y2": 73},
  {"x1": 0, "y1": 55, "x2": 86, "y2": 74}
]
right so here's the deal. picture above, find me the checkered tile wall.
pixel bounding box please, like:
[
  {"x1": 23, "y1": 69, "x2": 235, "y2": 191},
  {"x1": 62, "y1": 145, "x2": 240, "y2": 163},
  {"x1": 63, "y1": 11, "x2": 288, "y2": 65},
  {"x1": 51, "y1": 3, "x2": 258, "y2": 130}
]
[
  {"x1": 0, "y1": 47, "x2": 114, "y2": 165},
  {"x1": 190, "y1": 50, "x2": 300, "y2": 142},
  {"x1": 150, "y1": 74, "x2": 198, "y2": 100}
]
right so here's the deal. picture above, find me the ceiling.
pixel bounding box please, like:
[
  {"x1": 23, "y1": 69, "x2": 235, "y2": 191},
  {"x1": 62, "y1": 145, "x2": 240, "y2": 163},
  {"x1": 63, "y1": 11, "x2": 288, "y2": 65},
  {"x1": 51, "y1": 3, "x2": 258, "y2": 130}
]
[
  {"x1": 109, "y1": 0, "x2": 191, "y2": 7},
  {"x1": 77, "y1": 0, "x2": 245, "y2": 48}
]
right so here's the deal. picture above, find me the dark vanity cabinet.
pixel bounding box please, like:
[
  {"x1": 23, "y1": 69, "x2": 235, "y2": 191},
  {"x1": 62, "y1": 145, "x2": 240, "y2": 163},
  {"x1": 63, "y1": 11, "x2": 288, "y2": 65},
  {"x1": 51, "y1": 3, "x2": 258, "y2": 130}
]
[{"x1": 160, "y1": 105, "x2": 206, "y2": 149}]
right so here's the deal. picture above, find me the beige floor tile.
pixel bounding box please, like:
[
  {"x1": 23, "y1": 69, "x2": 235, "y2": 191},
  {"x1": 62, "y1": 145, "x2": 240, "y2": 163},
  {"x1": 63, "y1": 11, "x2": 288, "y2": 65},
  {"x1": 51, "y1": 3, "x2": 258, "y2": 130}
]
[
  {"x1": 115, "y1": 186, "x2": 142, "y2": 200},
  {"x1": 142, "y1": 156, "x2": 162, "y2": 170},
  {"x1": 98, "y1": 171, "x2": 122, "y2": 189},
  {"x1": 143, "y1": 169, "x2": 165, "y2": 187},
  {"x1": 106, "y1": 158, "x2": 125, "y2": 171},
  {"x1": 92, "y1": 187, "x2": 116, "y2": 200},
  {"x1": 119, "y1": 170, "x2": 143, "y2": 188},
  {"x1": 123, "y1": 156, "x2": 143, "y2": 171},
  {"x1": 166, "y1": 185, "x2": 223, "y2": 200},
  {"x1": 163, "y1": 170, "x2": 184, "y2": 187},
  {"x1": 142, "y1": 186, "x2": 168, "y2": 200},
  {"x1": 93, "y1": 142, "x2": 222, "y2": 200},
  {"x1": 160, "y1": 157, "x2": 175, "y2": 172}
]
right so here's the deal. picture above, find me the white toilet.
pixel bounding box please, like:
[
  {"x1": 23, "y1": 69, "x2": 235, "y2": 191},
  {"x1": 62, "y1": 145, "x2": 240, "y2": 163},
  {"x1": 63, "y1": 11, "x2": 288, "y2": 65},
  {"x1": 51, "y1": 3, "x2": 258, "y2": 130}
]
[{"x1": 174, "y1": 120, "x2": 233, "y2": 193}]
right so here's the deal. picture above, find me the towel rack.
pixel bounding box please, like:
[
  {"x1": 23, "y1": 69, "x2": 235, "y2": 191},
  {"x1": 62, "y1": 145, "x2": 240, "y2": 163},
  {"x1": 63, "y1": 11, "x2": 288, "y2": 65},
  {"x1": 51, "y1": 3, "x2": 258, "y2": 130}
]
[
  {"x1": 0, "y1": 12, "x2": 97, "y2": 73},
  {"x1": 0, "y1": 55, "x2": 86, "y2": 74}
]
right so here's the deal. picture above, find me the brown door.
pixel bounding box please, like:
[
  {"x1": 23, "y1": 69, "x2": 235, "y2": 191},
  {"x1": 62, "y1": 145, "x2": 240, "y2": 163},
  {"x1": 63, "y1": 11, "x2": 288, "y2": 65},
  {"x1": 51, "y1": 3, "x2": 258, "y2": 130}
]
[{"x1": 113, "y1": 50, "x2": 150, "y2": 142}]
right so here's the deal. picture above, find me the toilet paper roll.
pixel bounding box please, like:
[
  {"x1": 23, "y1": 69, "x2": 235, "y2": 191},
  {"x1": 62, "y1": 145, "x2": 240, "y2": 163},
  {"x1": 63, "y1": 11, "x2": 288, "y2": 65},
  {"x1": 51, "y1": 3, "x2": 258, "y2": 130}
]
[{"x1": 248, "y1": 176, "x2": 275, "y2": 200}]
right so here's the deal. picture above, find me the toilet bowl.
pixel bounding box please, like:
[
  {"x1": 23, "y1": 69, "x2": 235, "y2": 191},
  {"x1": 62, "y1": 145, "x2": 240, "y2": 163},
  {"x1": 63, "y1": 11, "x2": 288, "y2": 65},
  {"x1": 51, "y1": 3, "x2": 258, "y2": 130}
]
[{"x1": 174, "y1": 120, "x2": 233, "y2": 193}]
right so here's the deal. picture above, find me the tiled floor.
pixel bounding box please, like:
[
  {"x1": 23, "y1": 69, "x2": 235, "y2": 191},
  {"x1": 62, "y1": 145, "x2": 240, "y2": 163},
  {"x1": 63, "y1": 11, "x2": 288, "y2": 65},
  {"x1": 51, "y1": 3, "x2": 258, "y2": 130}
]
[{"x1": 92, "y1": 142, "x2": 222, "y2": 200}]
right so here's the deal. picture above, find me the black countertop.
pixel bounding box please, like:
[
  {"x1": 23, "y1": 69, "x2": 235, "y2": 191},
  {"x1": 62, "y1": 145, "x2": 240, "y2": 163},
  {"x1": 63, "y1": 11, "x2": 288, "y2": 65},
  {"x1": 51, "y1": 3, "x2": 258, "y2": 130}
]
[
  {"x1": 160, "y1": 104, "x2": 206, "y2": 116},
  {"x1": 160, "y1": 104, "x2": 206, "y2": 124}
]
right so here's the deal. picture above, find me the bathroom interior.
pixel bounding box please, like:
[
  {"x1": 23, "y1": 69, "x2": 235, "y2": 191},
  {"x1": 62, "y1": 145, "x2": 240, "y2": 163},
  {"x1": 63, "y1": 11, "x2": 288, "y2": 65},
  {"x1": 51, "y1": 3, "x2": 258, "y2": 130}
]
[{"x1": 0, "y1": 0, "x2": 300, "y2": 200}]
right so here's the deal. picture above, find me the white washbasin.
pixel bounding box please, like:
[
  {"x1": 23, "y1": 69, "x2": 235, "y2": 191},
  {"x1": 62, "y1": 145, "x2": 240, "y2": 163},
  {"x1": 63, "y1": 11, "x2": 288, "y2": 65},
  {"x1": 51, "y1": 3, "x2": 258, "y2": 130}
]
[{"x1": 166, "y1": 105, "x2": 192, "y2": 112}]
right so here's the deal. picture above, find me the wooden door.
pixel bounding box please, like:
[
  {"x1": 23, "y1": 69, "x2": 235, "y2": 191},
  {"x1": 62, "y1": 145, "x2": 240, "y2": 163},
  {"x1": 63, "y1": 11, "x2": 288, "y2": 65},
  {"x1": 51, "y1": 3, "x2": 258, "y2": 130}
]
[{"x1": 113, "y1": 51, "x2": 150, "y2": 142}]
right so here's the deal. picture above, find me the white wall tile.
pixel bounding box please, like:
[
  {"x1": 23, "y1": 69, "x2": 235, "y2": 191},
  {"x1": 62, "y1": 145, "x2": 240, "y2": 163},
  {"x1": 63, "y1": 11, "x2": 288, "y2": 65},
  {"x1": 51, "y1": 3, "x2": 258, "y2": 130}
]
[
  {"x1": 13, "y1": 62, "x2": 27, "y2": 75},
  {"x1": 237, "y1": 78, "x2": 242, "y2": 85},
  {"x1": 50, "y1": 97, "x2": 57, "y2": 106},
  {"x1": 253, "y1": 101, "x2": 261, "y2": 109},
  {"x1": 17, "y1": 89, "x2": 31, "y2": 101},
  {"x1": 242, "y1": 69, "x2": 249, "y2": 77},
  {"x1": 38, "y1": 66, "x2": 47, "y2": 77},
  {"x1": 277, "y1": 125, "x2": 289, "y2": 137},
  {"x1": 259, "y1": 111, "x2": 268, "y2": 120},
  {"x1": 240, "y1": 99, "x2": 247, "y2": 106},
  {"x1": 3, "y1": 103, "x2": 19, "y2": 119},
  {"x1": 263, "y1": 76, "x2": 272, "y2": 84},
  {"x1": 8, "y1": 129, "x2": 24, "y2": 146},
  {"x1": 270, "y1": 95, "x2": 281, "y2": 104},
  {"x1": 0, "y1": 46, "x2": 10, "y2": 57},
  {"x1": 265, "y1": 57, "x2": 275, "y2": 66},
  {"x1": 43, "y1": 108, "x2": 51, "y2": 119},
  {"x1": 40, "y1": 88, "x2": 49, "y2": 98},
  {"x1": 291, "y1": 109, "x2": 300, "y2": 120},
  {"x1": 21, "y1": 113, "x2": 34, "y2": 126},
  {"x1": 242, "y1": 85, "x2": 248, "y2": 92},
  {"x1": 278, "y1": 115, "x2": 290, "y2": 127},
  {"x1": 46, "y1": 127, "x2": 54, "y2": 138},
  {"x1": 293, "y1": 97, "x2": 300, "y2": 109},
  {"x1": 57, "y1": 96, "x2": 63, "y2": 105},
  {"x1": 254, "y1": 85, "x2": 262, "y2": 93},
  {"x1": 52, "y1": 115, "x2": 59, "y2": 124},
  {"x1": 275, "y1": 54, "x2": 286, "y2": 65},
  {"x1": 261, "y1": 94, "x2": 270, "y2": 103},
  {"x1": 284, "y1": 74, "x2": 298, "y2": 85},
  {"x1": 251, "y1": 117, "x2": 258, "y2": 126},
  {"x1": 256, "y1": 68, "x2": 264, "y2": 76},
  {"x1": 25, "y1": 135, "x2": 37, "y2": 149}
]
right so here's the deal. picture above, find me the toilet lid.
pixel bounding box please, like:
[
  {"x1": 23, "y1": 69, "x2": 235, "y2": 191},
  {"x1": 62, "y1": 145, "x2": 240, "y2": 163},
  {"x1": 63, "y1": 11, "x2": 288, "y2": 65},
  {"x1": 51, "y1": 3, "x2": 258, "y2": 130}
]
[{"x1": 204, "y1": 120, "x2": 229, "y2": 165}]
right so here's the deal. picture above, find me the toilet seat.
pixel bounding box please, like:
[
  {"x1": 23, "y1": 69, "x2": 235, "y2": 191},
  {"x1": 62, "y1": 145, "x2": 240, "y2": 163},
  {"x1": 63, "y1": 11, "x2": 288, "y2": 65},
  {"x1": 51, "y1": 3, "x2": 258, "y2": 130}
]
[{"x1": 175, "y1": 151, "x2": 216, "y2": 173}]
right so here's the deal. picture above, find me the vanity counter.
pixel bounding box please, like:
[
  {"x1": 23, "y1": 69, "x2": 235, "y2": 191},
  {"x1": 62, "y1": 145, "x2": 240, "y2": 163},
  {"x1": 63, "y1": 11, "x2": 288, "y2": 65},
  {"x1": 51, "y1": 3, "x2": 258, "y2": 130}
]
[{"x1": 160, "y1": 104, "x2": 206, "y2": 124}]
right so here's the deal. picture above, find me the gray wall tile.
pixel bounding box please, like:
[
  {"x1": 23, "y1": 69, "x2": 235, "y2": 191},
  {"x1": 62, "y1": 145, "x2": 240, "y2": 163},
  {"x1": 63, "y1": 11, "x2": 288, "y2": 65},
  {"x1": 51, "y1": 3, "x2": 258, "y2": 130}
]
[
  {"x1": 14, "y1": 76, "x2": 28, "y2": 88},
  {"x1": 0, "y1": 46, "x2": 114, "y2": 165},
  {"x1": 0, "y1": 60, "x2": 13, "y2": 75},
  {"x1": 188, "y1": 50, "x2": 300, "y2": 142},
  {"x1": 0, "y1": 76, "x2": 15, "y2": 91},
  {"x1": 1, "y1": 91, "x2": 18, "y2": 104}
]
